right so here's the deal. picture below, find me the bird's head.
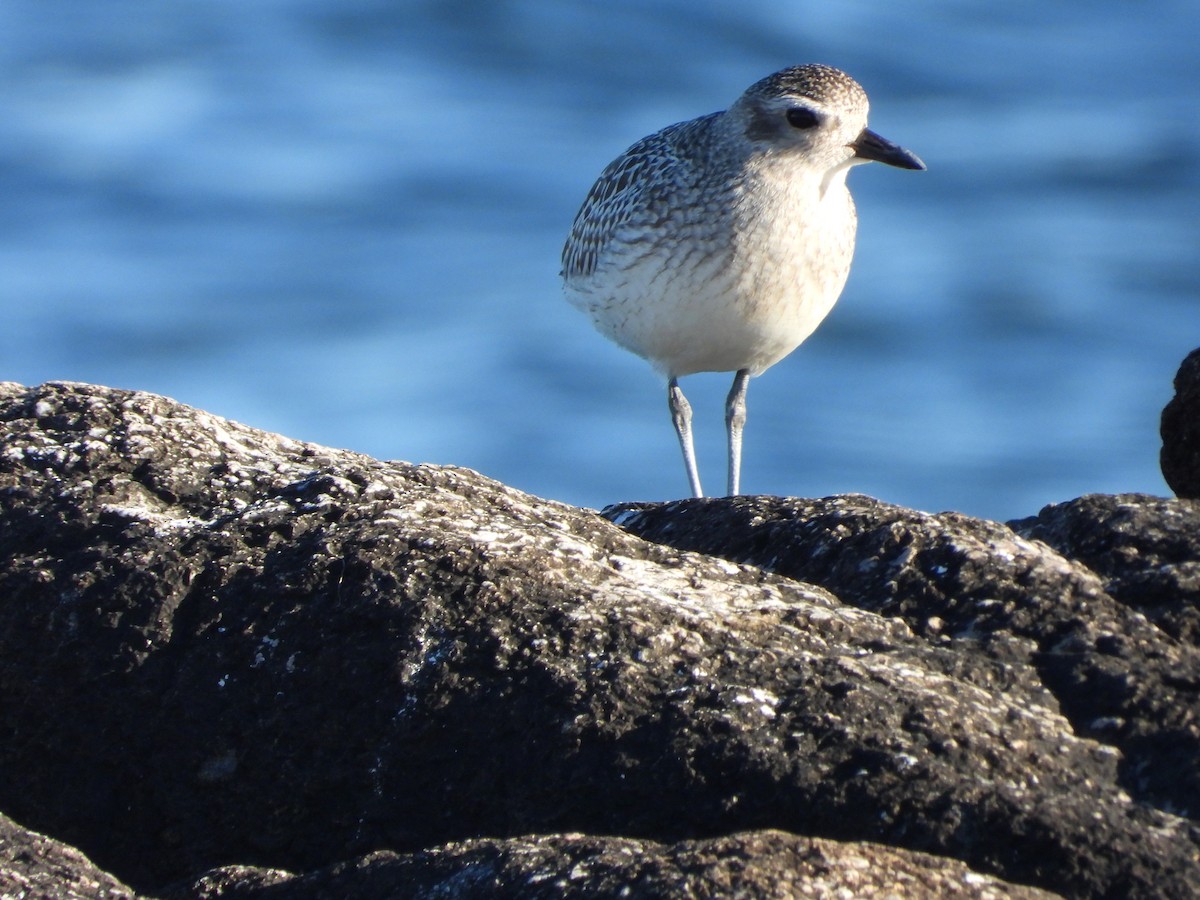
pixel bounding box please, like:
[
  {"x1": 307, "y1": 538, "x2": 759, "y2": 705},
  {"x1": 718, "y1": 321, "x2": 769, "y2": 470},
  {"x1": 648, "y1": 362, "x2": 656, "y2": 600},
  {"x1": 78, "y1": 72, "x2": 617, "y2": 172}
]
[{"x1": 729, "y1": 63, "x2": 924, "y2": 181}]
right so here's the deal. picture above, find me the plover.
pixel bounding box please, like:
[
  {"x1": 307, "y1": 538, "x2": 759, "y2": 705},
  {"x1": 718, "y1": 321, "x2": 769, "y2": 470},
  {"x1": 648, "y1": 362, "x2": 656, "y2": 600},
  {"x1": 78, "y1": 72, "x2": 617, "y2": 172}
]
[{"x1": 562, "y1": 63, "x2": 924, "y2": 498}]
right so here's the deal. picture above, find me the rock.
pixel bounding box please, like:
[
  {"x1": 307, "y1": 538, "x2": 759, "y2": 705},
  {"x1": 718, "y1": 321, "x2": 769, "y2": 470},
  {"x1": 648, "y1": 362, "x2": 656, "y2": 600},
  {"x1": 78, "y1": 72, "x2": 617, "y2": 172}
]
[
  {"x1": 1161, "y1": 347, "x2": 1200, "y2": 498},
  {"x1": 0, "y1": 381, "x2": 1198, "y2": 898},
  {"x1": 167, "y1": 831, "x2": 1059, "y2": 898},
  {"x1": 608, "y1": 494, "x2": 1200, "y2": 821},
  {"x1": 1012, "y1": 493, "x2": 1200, "y2": 644},
  {"x1": 0, "y1": 810, "x2": 138, "y2": 900}
]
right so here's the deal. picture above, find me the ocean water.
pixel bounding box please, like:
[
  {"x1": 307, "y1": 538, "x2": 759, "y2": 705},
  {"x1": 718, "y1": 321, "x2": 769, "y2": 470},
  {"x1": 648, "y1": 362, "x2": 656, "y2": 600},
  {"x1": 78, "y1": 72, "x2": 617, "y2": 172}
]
[{"x1": 2, "y1": 1, "x2": 1197, "y2": 522}]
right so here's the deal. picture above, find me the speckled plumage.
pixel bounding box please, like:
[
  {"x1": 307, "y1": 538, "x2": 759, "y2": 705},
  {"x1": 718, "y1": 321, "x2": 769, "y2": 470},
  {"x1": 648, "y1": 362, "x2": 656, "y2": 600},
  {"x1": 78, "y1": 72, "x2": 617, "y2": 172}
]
[{"x1": 562, "y1": 64, "x2": 923, "y2": 497}]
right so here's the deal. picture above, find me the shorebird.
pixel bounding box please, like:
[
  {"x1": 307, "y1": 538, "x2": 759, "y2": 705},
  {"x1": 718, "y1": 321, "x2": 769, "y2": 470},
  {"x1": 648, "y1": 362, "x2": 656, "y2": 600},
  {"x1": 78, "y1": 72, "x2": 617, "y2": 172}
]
[{"x1": 562, "y1": 64, "x2": 924, "y2": 498}]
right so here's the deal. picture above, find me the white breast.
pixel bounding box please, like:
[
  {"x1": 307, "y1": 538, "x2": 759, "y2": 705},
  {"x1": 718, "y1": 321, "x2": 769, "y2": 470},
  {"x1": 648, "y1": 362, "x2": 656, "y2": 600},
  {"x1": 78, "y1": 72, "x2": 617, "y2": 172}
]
[{"x1": 565, "y1": 161, "x2": 858, "y2": 378}]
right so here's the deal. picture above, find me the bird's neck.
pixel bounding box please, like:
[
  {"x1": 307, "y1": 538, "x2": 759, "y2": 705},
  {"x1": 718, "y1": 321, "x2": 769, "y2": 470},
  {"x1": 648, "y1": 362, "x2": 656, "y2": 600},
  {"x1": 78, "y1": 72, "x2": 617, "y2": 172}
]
[
  {"x1": 740, "y1": 150, "x2": 849, "y2": 212},
  {"x1": 818, "y1": 158, "x2": 857, "y2": 201}
]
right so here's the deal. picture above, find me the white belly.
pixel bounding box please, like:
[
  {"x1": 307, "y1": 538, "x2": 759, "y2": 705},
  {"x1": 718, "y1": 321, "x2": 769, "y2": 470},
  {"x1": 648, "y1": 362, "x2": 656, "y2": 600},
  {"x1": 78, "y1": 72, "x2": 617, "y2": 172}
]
[{"x1": 566, "y1": 179, "x2": 857, "y2": 378}]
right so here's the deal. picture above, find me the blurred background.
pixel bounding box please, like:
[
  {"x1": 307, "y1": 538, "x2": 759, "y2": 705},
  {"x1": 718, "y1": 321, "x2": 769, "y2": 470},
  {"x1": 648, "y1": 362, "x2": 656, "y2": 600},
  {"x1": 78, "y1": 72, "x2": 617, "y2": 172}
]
[{"x1": 1, "y1": 1, "x2": 1196, "y2": 522}]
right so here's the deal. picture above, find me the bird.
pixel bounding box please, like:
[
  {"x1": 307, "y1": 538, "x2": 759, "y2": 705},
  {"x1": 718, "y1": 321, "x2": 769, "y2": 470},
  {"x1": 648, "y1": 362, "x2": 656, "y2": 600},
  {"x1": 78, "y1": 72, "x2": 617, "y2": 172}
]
[{"x1": 562, "y1": 63, "x2": 924, "y2": 499}]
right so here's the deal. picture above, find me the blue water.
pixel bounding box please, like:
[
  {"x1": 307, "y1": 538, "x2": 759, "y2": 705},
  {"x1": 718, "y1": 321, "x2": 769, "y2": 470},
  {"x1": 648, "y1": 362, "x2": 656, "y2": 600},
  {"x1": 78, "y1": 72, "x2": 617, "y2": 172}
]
[{"x1": 2, "y1": 1, "x2": 1197, "y2": 522}]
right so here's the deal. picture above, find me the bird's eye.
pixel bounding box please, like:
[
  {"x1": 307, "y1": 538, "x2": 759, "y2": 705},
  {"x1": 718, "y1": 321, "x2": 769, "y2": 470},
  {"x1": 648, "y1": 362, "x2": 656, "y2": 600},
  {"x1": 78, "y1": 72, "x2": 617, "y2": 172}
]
[{"x1": 786, "y1": 107, "x2": 819, "y2": 130}]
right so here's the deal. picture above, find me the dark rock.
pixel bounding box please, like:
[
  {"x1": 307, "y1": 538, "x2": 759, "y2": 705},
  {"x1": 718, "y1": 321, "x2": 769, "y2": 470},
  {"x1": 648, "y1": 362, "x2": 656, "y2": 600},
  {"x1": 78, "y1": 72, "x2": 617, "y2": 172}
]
[
  {"x1": 0, "y1": 810, "x2": 138, "y2": 899},
  {"x1": 167, "y1": 831, "x2": 1059, "y2": 898},
  {"x1": 1012, "y1": 493, "x2": 1200, "y2": 644},
  {"x1": 607, "y1": 494, "x2": 1200, "y2": 820},
  {"x1": 1, "y1": 381, "x2": 1198, "y2": 898},
  {"x1": 605, "y1": 493, "x2": 1200, "y2": 895},
  {"x1": 1161, "y1": 347, "x2": 1200, "y2": 498}
]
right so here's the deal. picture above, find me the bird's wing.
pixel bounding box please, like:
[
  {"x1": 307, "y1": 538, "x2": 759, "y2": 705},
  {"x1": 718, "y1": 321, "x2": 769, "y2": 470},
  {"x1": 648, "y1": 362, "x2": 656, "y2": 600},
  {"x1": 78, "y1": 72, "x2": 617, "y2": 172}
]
[{"x1": 561, "y1": 114, "x2": 718, "y2": 282}]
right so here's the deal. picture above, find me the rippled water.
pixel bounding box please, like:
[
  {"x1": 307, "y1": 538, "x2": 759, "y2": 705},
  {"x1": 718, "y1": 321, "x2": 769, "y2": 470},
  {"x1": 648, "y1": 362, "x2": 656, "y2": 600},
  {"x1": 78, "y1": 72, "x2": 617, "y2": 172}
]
[{"x1": 2, "y1": 1, "x2": 1197, "y2": 521}]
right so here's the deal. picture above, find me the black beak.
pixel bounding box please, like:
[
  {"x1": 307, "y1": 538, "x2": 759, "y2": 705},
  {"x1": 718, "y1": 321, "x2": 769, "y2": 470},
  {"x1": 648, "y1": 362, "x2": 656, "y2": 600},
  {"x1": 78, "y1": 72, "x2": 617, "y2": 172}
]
[{"x1": 852, "y1": 127, "x2": 925, "y2": 170}]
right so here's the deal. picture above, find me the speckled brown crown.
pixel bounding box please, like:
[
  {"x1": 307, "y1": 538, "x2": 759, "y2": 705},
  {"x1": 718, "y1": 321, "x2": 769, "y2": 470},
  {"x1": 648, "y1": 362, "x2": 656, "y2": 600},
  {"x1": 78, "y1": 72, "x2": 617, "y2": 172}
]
[{"x1": 741, "y1": 64, "x2": 868, "y2": 114}]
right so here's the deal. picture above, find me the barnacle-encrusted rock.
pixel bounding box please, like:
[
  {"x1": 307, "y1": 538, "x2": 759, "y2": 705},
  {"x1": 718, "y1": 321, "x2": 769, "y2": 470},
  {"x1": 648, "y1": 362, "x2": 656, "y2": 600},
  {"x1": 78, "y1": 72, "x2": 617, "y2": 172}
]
[{"x1": 1, "y1": 381, "x2": 1197, "y2": 898}]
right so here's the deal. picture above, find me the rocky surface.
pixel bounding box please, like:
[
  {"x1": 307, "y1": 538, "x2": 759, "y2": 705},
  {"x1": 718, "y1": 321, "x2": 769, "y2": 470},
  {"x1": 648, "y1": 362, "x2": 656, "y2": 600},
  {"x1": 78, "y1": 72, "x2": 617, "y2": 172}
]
[
  {"x1": 0, "y1": 380, "x2": 1198, "y2": 898},
  {"x1": 1162, "y1": 346, "x2": 1200, "y2": 499},
  {"x1": 0, "y1": 810, "x2": 136, "y2": 900},
  {"x1": 166, "y1": 831, "x2": 1057, "y2": 899},
  {"x1": 607, "y1": 492, "x2": 1200, "y2": 821}
]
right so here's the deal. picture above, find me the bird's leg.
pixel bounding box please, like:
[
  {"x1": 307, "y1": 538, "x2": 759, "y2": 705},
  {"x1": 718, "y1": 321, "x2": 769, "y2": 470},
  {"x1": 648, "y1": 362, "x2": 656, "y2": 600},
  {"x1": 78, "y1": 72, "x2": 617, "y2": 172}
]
[
  {"x1": 668, "y1": 377, "x2": 703, "y2": 498},
  {"x1": 725, "y1": 369, "x2": 750, "y2": 496}
]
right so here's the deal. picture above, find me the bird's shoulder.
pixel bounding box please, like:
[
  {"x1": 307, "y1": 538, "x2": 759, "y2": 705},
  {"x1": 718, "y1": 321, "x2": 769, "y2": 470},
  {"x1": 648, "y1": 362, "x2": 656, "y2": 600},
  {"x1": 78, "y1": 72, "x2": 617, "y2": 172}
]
[{"x1": 562, "y1": 112, "x2": 722, "y2": 281}]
